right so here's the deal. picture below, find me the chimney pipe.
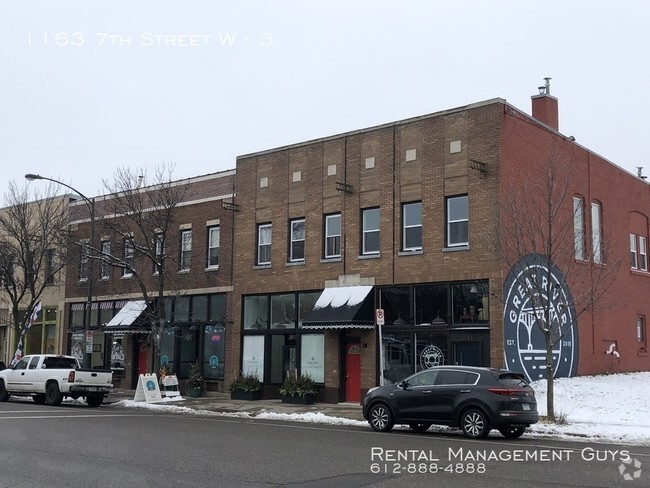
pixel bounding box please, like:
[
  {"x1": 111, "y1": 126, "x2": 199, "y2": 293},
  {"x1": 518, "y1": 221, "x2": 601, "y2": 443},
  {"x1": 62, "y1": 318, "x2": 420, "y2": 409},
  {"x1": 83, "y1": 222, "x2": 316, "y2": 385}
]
[{"x1": 531, "y1": 77, "x2": 559, "y2": 131}]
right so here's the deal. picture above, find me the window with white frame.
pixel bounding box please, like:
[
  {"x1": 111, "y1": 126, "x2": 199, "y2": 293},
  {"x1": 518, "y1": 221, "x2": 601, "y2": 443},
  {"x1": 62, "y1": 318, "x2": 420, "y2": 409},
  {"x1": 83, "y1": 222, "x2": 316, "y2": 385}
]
[
  {"x1": 631, "y1": 234, "x2": 638, "y2": 269},
  {"x1": 123, "y1": 238, "x2": 134, "y2": 277},
  {"x1": 100, "y1": 240, "x2": 111, "y2": 279},
  {"x1": 402, "y1": 202, "x2": 422, "y2": 251},
  {"x1": 362, "y1": 208, "x2": 380, "y2": 255},
  {"x1": 573, "y1": 196, "x2": 585, "y2": 260},
  {"x1": 591, "y1": 202, "x2": 603, "y2": 264},
  {"x1": 637, "y1": 316, "x2": 646, "y2": 344},
  {"x1": 640, "y1": 236, "x2": 648, "y2": 271},
  {"x1": 257, "y1": 223, "x2": 272, "y2": 265},
  {"x1": 289, "y1": 219, "x2": 305, "y2": 262},
  {"x1": 324, "y1": 213, "x2": 341, "y2": 258},
  {"x1": 180, "y1": 230, "x2": 192, "y2": 271},
  {"x1": 447, "y1": 195, "x2": 469, "y2": 247},
  {"x1": 207, "y1": 226, "x2": 220, "y2": 268}
]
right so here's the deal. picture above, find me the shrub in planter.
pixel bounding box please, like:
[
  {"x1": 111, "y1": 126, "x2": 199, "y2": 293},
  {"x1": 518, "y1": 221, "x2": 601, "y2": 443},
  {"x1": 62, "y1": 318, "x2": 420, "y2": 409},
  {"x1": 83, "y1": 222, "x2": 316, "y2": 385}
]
[
  {"x1": 186, "y1": 362, "x2": 204, "y2": 398},
  {"x1": 279, "y1": 373, "x2": 317, "y2": 404},
  {"x1": 228, "y1": 372, "x2": 262, "y2": 401}
]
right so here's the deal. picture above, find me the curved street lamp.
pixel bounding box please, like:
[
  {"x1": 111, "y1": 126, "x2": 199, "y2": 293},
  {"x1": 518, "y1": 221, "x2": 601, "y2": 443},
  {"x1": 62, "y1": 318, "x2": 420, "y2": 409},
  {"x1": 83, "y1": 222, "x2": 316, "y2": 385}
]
[{"x1": 25, "y1": 173, "x2": 95, "y2": 369}]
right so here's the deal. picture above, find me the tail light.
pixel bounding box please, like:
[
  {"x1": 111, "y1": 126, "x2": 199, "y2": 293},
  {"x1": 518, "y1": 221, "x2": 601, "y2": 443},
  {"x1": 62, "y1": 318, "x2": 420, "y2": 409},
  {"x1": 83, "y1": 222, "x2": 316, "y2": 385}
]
[
  {"x1": 68, "y1": 371, "x2": 75, "y2": 382},
  {"x1": 488, "y1": 388, "x2": 531, "y2": 397}
]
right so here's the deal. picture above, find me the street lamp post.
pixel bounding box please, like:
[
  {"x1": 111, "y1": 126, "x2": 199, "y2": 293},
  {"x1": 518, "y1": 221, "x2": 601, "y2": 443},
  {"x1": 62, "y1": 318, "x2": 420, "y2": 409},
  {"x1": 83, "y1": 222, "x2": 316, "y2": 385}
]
[{"x1": 25, "y1": 173, "x2": 95, "y2": 369}]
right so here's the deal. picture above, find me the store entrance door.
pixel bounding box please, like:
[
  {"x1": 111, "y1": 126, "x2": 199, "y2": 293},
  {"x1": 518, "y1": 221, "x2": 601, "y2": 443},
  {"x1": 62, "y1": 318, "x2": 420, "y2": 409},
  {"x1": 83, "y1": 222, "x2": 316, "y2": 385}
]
[
  {"x1": 345, "y1": 343, "x2": 361, "y2": 403},
  {"x1": 138, "y1": 346, "x2": 148, "y2": 376}
]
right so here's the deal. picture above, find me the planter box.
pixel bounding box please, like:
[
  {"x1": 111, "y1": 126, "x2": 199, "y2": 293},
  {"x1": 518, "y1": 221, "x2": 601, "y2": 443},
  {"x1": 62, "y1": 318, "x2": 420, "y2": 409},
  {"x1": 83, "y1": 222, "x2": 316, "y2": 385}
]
[
  {"x1": 281, "y1": 394, "x2": 314, "y2": 405},
  {"x1": 230, "y1": 390, "x2": 262, "y2": 401},
  {"x1": 189, "y1": 387, "x2": 202, "y2": 398}
]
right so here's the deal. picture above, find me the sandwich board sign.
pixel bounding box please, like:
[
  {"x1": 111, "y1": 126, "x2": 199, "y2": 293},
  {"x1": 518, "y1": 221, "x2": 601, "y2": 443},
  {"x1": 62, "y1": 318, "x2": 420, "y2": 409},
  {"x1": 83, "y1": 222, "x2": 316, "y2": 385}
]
[
  {"x1": 160, "y1": 374, "x2": 181, "y2": 397},
  {"x1": 134, "y1": 373, "x2": 163, "y2": 403}
]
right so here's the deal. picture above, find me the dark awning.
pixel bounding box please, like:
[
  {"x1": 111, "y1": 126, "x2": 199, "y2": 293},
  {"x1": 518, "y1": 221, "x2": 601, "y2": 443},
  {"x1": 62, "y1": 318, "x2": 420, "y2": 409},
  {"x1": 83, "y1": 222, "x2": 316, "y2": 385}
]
[
  {"x1": 302, "y1": 286, "x2": 375, "y2": 329},
  {"x1": 105, "y1": 300, "x2": 149, "y2": 333}
]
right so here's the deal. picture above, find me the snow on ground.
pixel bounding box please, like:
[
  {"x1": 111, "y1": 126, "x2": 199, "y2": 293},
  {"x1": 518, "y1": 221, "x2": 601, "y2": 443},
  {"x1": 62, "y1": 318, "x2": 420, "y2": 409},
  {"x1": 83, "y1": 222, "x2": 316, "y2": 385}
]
[{"x1": 115, "y1": 372, "x2": 650, "y2": 446}]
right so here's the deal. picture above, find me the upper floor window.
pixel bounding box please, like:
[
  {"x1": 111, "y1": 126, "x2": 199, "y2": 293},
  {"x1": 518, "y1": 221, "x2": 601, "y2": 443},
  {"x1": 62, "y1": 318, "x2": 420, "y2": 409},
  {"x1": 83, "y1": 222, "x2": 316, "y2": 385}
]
[
  {"x1": 591, "y1": 202, "x2": 602, "y2": 264},
  {"x1": 573, "y1": 196, "x2": 585, "y2": 260},
  {"x1": 44, "y1": 248, "x2": 55, "y2": 285},
  {"x1": 154, "y1": 232, "x2": 164, "y2": 273},
  {"x1": 79, "y1": 241, "x2": 89, "y2": 281},
  {"x1": 402, "y1": 202, "x2": 422, "y2": 251},
  {"x1": 362, "y1": 208, "x2": 380, "y2": 255},
  {"x1": 289, "y1": 219, "x2": 305, "y2": 262},
  {"x1": 180, "y1": 230, "x2": 192, "y2": 271},
  {"x1": 257, "y1": 223, "x2": 272, "y2": 265},
  {"x1": 100, "y1": 240, "x2": 111, "y2": 280},
  {"x1": 640, "y1": 236, "x2": 647, "y2": 271},
  {"x1": 447, "y1": 195, "x2": 468, "y2": 247},
  {"x1": 324, "y1": 213, "x2": 341, "y2": 258},
  {"x1": 207, "y1": 226, "x2": 220, "y2": 268},
  {"x1": 630, "y1": 234, "x2": 647, "y2": 271},
  {"x1": 123, "y1": 238, "x2": 134, "y2": 277}
]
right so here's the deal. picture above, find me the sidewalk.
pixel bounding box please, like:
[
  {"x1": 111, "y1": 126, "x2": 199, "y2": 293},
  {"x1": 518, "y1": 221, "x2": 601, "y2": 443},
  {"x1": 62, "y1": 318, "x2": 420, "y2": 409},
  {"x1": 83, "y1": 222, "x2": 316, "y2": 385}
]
[{"x1": 106, "y1": 389, "x2": 366, "y2": 422}]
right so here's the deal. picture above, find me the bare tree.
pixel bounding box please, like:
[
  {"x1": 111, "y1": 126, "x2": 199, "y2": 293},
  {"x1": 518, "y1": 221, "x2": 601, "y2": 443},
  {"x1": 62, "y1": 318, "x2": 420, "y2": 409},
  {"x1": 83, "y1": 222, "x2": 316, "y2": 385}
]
[
  {"x1": 93, "y1": 164, "x2": 186, "y2": 374},
  {"x1": 0, "y1": 181, "x2": 69, "y2": 351},
  {"x1": 491, "y1": 146, "x2": 620, "y2": 420}
]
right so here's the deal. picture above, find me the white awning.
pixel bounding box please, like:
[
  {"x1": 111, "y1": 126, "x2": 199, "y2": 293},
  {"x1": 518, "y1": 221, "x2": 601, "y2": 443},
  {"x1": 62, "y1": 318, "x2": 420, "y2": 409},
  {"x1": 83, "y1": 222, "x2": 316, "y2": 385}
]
[{"x1": 106, "y1": 300, "x2": 148, "y2": 327}]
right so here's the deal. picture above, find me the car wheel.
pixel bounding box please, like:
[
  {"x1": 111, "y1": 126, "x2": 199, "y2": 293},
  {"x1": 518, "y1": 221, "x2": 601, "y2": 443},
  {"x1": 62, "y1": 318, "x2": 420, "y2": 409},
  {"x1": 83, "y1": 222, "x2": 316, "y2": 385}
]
[
  {"x1": 46, "y1": 382, "x2": 64, "y2": 406},
  {"x1": 33, "y1": 394, "x2": 46, "y2": 404},
  {"x1": 369, "y1": 403, "x2": 394, "y2": 432},
  {"x1": 409, "y1": 422, "x2": 432, "y2": 433},
  {"x1": 0, "y1": 381, "x2": 10, "y2": 402},
  {"x1": 499, "y1": 426, "x2": 526, "y2": 439},
  {"x1": 461, "y1": 409, "x2": 490, "y2": 439},
  {"x1": 86, "y1": 393, "x2": 104, "y2": 408}
]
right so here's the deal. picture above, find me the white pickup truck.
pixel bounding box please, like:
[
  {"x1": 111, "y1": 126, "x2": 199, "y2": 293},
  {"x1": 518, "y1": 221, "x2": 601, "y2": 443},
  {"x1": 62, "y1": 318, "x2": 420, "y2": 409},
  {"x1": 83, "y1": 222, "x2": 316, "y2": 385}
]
[{"x1": 0, "y1": 354, "x2": 113, "y2": 407}]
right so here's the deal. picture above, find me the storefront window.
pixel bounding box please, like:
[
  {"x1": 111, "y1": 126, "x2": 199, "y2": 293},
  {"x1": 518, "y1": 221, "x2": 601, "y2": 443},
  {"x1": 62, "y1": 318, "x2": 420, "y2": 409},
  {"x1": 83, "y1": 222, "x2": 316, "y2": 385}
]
[
  {"x1": 452, "y1": 282, "x2": 488, "y2": 324},
  {"x1": 298, "y1": 292, "x2": 319, "y2": 327},
  {"x1": 300, "y1": 334, "x2": 324, "y2": 383},
  {"x1": 202, "y1": 325, "x2": 225, "y2": 379},
  {"x1": 192, "y1": 295, "x2": 208, "y2": 322},
  {"x1": 414, "y1": 333, "x2": 447, "y2": 371},
  {"x1": 271, "y1": 294, "x2": 296, "y2": 329},
  {"x1": 159, "y1": 327, "x2": 176, "y2": 372},
  {"x1": 175, "y1": 297, "x2": 190, "y2": 322},
  {"x1": 244, "y1": 296, "x2": 269, "y2": 330},
  {"x1": 100, "y1": 307, "x2": 113, "y2": 326},
  {"x1": 242, "y1": 335, "x2": 264, "y2": 378},
  {"x1": 379, "y1": 287, "x2": 411, "y2": 325},
  {"x1": 71, "y1": 308, "x2": 84, "y2": 328},
  {"x1": 90, "y1": 305, "x2": 99, "y2": 327},
  {"x1": 45, "y1": 325, "x2": 56, "y2": 354},
  {"x1": 26, "y1": 324, "x2": 43, "y2": 355},
  {"x1": 381, "y1": 333, "x2": 412, "y2": 384},
  {"x1": 209, "y1": 294, "x2": 226, "y2": 322},
  {"x1": 270, "y1": 334, "x2": 296, "y2": 383},
  {"x1": 178, "y1": 327, "x2": 197, "y2": 376},
  {"x1": 110, "y1": 338, "x2": 125, "y2": 377},
  {"x1": 415, "y1": 285, "x2": 448, "y2": 325}
]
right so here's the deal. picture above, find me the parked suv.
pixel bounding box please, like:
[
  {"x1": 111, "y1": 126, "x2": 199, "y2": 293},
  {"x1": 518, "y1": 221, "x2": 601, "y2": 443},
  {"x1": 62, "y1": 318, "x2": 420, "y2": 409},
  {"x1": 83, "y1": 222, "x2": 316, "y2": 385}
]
[{"x1": 362, "y1": 366, "x2": 538, "y2": 439}]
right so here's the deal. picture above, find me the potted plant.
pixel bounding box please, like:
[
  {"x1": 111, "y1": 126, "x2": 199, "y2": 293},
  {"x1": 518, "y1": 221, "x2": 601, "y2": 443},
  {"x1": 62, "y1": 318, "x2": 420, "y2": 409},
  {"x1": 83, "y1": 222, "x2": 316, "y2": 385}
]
[
  {"x1": 186, "y1": 362, "x2": 204, "y2": 398},
  {"x1": 228, "y1": 372, "x2": 262, "y2": 400},
  {"x1": 279, "y1": 373, "x2": 317, "y2": 404}
]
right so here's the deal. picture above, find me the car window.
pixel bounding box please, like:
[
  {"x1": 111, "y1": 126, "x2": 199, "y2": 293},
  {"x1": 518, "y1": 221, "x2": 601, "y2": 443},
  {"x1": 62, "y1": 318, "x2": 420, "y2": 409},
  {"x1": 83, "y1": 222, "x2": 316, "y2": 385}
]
[
  {"x1": 497, "y1": 373, "x2": 529, "y2": 387},
  {"x1": 438, "y1": 370, "x2": 471, "y2": 385},
  {"x1": 408, "y1": 370, "x2": 438, "y2": 386},
  {"x1": 14, "y1": 357, "x2": 29, "y2": 370},
  {"x1": 28, "y1": 356, "x2": 40, "y2": 370},
  {"x1": 43, "y1": 357, "x2": 77, "y2": 369}
]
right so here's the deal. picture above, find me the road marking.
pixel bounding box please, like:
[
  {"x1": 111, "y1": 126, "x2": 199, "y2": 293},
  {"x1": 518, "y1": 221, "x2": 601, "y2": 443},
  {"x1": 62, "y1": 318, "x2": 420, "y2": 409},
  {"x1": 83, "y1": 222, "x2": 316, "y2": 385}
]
[{"x1": 0, "y1": 413, "x2": 151, "y2": 420}]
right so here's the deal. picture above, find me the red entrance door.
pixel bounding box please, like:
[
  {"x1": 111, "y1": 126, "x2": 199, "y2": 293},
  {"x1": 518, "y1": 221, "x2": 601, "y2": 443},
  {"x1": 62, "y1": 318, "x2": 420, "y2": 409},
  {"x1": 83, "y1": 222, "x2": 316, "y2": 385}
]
[
  {"x1": 345, "y1": 344, "x2": 361, "y2": 403},
  {"x1": 137, "y1": 347, "x2": 148, "y2": 376}
]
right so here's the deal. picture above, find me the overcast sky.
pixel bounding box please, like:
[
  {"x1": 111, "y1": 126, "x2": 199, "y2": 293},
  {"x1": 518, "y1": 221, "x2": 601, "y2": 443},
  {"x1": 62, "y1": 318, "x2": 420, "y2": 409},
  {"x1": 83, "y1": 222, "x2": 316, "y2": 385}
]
[{"x1": 2, "y1": 1, "x2": 649, "y2": 201}]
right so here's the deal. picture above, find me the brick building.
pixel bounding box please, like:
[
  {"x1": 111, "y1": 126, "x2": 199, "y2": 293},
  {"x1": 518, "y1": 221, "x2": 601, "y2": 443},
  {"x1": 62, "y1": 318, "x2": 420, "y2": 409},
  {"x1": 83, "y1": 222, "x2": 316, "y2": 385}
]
[
  {"x1": 64, "y1": 171, "x2": 236, "y2": 390},
  {"x1": 231, "y1": 84, "x2": 649, "y2": 402}
]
